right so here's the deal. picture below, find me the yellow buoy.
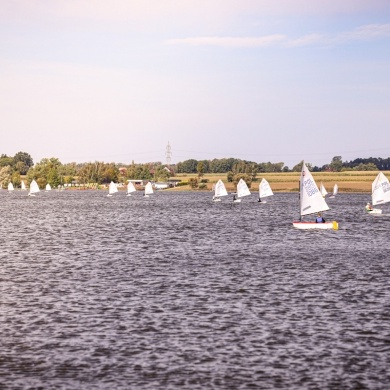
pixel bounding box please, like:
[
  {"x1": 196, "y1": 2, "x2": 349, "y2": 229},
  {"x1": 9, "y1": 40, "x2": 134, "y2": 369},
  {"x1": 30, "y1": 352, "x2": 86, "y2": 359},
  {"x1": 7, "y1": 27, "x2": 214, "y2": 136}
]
[{"x1": 332, "y1": 221, "x2": 339, "y2": 230}]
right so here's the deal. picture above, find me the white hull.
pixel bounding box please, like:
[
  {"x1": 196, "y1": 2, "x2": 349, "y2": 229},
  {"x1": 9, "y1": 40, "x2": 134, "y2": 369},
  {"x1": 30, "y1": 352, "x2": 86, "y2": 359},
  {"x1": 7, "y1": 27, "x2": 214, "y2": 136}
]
[
  {"x1": 212, "y1": 198, "x2": 221, "y2": 202},
  {"x1": 367, "y1": 208, "x2": 382, "y2": 214},
  {"x1": 233, "y1": 199, "x2": 241, "y2": 203},
  {"x1": 293, "y1": 221, "x2": 338, "y2": 230}
]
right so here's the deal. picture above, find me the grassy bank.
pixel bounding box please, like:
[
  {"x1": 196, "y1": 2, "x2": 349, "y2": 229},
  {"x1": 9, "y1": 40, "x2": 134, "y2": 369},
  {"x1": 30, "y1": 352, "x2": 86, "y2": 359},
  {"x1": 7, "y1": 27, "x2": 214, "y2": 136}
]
[{"x1": 168, "y1": 171, "x2": 388, "y2": 193}]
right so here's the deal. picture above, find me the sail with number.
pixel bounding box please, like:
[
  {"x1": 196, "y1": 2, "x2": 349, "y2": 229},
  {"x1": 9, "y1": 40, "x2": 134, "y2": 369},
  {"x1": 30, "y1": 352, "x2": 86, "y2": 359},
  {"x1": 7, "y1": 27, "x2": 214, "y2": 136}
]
[
  {"x1": 299, "y1": 163, "x2": 330, "y2": 216},
  {"x1": 372, "y1": 172, "x2": 390, "y2": 206}
]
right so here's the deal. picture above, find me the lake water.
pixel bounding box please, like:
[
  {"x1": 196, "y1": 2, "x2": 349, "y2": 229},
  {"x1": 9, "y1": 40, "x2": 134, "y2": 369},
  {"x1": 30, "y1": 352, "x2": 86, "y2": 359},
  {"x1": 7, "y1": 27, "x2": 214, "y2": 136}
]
[{"x1": 1, "y1": 190, "x2": 389, "y2": 389}]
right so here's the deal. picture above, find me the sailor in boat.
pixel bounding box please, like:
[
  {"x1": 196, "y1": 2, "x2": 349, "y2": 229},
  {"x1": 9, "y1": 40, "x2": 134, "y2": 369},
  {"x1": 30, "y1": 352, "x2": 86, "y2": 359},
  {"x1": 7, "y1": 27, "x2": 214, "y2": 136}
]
[
  {"x1": 233, "y1": 194, "x2": 236, "y2": 202},
  {"x1": 257, "y1": 197, "x2": 262, "y2": 202},
  {"x1": 315, "y1": 212, "x2": 326, "y2": 223},
  {"x1": 365, "y1": 202, "x2": 373, "y2": 211}
]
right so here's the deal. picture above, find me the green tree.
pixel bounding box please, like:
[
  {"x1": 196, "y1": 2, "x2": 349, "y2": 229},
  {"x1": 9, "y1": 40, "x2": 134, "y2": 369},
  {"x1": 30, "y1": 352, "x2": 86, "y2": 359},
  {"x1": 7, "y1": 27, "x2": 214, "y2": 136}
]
[
  {"x1": 329, "y1": 156, "x2": 343, "y2": 172},
  {"x1": 197, "y1": 161, "x2": 205, "y2": 177}
]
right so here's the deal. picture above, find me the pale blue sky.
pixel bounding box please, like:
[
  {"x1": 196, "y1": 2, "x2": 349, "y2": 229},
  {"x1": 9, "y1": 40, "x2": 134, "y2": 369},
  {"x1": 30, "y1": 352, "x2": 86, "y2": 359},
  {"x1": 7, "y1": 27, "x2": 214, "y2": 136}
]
[{"x1": 1, "y1": 0, "x2": 390, "y2": 168}]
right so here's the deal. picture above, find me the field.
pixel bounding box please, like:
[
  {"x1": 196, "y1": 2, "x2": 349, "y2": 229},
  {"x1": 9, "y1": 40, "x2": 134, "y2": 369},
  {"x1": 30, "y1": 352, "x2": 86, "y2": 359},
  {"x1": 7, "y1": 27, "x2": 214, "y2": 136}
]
[{"x1": 169, "y1": 171, "x2": 389, "y2": 193}]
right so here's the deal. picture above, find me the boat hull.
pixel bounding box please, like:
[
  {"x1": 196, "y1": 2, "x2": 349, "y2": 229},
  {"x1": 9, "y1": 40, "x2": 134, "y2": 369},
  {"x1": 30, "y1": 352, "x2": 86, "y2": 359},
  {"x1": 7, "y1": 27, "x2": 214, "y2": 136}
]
[
  {"x1": 293, "y1": 221, "x2": 338, "y2": 230},
  {"x1": 367, "y1": 208, "x2": 382, "y2": 214}
]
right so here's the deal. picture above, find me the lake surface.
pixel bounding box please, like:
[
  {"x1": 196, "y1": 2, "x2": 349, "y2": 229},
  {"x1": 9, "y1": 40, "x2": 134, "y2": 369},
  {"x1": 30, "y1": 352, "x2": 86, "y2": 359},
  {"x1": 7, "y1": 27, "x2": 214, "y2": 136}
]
[{"x1": 1, "y1": 190, "x2": 389, "y2": 389}]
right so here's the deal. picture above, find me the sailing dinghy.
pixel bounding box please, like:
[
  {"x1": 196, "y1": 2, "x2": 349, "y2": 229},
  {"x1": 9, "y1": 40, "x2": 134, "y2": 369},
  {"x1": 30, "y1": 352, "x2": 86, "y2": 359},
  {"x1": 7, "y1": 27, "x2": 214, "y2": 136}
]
[
  {"x1": 319, "y1": 183, "x2": 328, "y2": 197},
  {"x1": 107, "y1": 181, "x2": 118, "y2": 197},
  {"x1": 126, "y1": 181, "x2": 137, "y2": 196},
  {"x1": 144, "y1": 182, "x2": 154, "y2": 197},
  {"x1": 233, "y1": 178, "x2": 251, "y2": 203},
  {"x1": 212, "y1": 179, "x2": 228, "y2": 202},
  {"x1": 45, "y1": 183, "x2": 52, "y2": 192},
  {"x1": 293, "y1": 162, "x2": 338, "y2": 230},
  {"x1": 21, "y1": 181, "x2": 27, "y2": 191},
  {"x1": 368, "y1": 172, "x2": 390, "y2": 214},
  {"x1": 258, "y1": 178, "x2": 273, "y2": 203},
  {"x1": 28, "y1": 180, "x2": 40, "y2": 196},
  {"x1": 8, "y1": 182, "x2": 14, "y2": 192},
  {"x1": 329, "y1": 184, "x2": 338, "y2": 198}
]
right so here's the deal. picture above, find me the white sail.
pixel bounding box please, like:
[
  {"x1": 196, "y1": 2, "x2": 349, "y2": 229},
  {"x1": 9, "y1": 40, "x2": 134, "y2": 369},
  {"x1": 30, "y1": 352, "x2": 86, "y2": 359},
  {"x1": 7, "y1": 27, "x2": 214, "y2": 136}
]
[
  {"x1": 29, "y1": 180, "x2": 40, "y2": 195},
  {"x1": 319, "y1": 183, "x2": 328, "y2": 197},
  {"x1": 332, "y1": 184, "x2": 338, "y2": 196},
  {"x1": 8, "y1": 182, "x2": 14, "y2": 191},
  {"x1": 127, "y1": 181, "x2": 137, "y2": 194},
  {"x1": 259, "y1": 178, "x2": 274, "y2": 199},
  {"x1": 372, "y1": 172, "x2": 390, "y2": 206},
  {"x1": 144, "y1": 182, "x2": 154, "y2": 195},
  {"x1": 108, "y1": 181, "x2": 118, "y2": 195},
  {"x1": 237, "y1": 178, "x2": 251, "y2": 198},
  {"x1": 300, "y1": 163, "x2": 329, "y2": 216},
  {"x1": 21, "y1": 181, "x2": 26, "y2": 190},
  {"x1": 214, "y1": 179, "x2": 228, "y2": 198},
  {"x1": 45, "y1": 183, "x2": 52, "y2": 191}
]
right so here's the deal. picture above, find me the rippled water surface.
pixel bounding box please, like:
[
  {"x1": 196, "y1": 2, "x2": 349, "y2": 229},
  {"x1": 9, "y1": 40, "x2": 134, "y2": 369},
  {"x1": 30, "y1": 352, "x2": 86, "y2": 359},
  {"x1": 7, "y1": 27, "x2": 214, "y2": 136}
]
[{"x1": 1, "y1": 190, "x2": 389, "y2": 389}]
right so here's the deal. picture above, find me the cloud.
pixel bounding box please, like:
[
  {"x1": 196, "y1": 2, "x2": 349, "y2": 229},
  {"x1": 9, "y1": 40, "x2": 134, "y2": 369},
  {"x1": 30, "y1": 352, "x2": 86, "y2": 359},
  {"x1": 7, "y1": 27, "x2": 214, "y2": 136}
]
[
  {"x1": 165, "y1": 24, "x2": 390, "y2": 48},
  {"x1": 165, "y1": 35, "x2": 286, "y2": 48}
]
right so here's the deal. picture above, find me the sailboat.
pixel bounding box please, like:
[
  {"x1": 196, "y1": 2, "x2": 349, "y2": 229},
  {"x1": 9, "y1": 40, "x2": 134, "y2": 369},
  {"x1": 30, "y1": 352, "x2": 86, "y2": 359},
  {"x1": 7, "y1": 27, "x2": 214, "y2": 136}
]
[
  {"x1": 21, "y1": 181, "x2": 27, "y2": 191},
  {"x1": 45, "y1": 183, "x2": 52, "y2": 192},
  {"x1": 28, "y1": 180, "x2": 40, "y2": 196},
  {"x1": 329, "y1": 184, "x2": 338, "y2": 199},
  {"x1": 107, "y1": 181, "x2": 118, "y2": 197},
  {"x1": 8, "y1": 182, "x2": 14, "y2": 192},
  {"x1": 368, "y1": 172, "x2": 390, "y2": 214},
  {"x1": 144, "y1": 182, "x2": 154, "y2": 197},
  {"x1": 212, "y1": 179, "x2": 228, "y2": 202},
  {"x1": 126, "y1": 181, "x2": 137, "y2": 196},
  {"x1": 293, "y1": 162, "x2": 338, "y2": 230},
  {"x1": 233, "y1": 178, "x2": 251, "y2": 203},
  {"x1": 319, "y1": 183, "x2": 328, "y2": 197},
  {"x1": 258, "y1": 178, "x2": 274, "y2": 203}
]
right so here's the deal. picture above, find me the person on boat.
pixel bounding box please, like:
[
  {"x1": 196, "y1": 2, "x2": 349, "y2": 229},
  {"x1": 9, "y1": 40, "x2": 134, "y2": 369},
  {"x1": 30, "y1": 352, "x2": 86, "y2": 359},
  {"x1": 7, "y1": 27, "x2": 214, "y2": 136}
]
[
  {"x1": 233, "y1": 195, "x2": 236, "y2": 202},
  {"x1": 366, "y1": 202, "x2": 373, "y2": 211},
  {"x1": 315, "y1": 212, "x2": 326, "y2": 223},
  {"x1": 258, "y1": 197, "x2": 262, "y2": 202}
]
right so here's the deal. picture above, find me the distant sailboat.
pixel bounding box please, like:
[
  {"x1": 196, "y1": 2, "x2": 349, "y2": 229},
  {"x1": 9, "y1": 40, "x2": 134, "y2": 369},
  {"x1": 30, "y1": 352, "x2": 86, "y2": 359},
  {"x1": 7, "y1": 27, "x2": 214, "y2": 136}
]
[
  {"x1": 233, "y1": 178, "x2": 251, "y2": 203},
  {"x1": 319, "y1": 183, "x2": 328, "y2": 197},
  {"x1": 126, "y1": 181, "x2": 137, "y2": 196},
  {"x1": 144, "y1": 182, "x2": 154, "y2": 197},
  {"x1": 212, "y1": 179, "x2": 228, "y2": 202},
  {"x1": 368, "y1": 172, "x2": 390, "y2": 214},
  {"x1": 21, "y1": 181, "x2": 26, "y2": 191},
  {"x1": 107, "y1": 181, "x2": 118, "y2": 197},
  {"x1": 28, "y1": 180, "x2": 40, "y2": 196},
  {"x1": 292, "y1": 162, "x2": 338, "y2": 230},
  {"x1": 45, "y1": 183, "x2": 52, "y2": 191},
  {"x1": 258, "y1": 178, "x2": 274, "y2": 203},
  {"x1": 8, "y1": 182, "x2": 14, "y2": 192},
  {"x1": 329, "y1": 184, "x2": 338, "y2": 198}
]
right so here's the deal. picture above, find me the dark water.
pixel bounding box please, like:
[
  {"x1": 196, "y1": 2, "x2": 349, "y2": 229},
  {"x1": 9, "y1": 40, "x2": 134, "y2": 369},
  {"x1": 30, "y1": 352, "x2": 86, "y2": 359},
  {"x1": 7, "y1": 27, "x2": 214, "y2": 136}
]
[{"x1": 0, "y1": 190, "x2": 389, "y2": 389}]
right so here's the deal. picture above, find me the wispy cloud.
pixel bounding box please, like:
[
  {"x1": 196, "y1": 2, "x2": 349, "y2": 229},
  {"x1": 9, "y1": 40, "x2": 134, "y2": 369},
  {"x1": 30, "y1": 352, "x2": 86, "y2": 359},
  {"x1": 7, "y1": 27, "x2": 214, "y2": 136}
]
[
  {"x1": 165, "y1": 35, "x2": 286, "y2": 47},
  {"x1": 165, "y1": 23, "x2": 390, "y2": 48}
]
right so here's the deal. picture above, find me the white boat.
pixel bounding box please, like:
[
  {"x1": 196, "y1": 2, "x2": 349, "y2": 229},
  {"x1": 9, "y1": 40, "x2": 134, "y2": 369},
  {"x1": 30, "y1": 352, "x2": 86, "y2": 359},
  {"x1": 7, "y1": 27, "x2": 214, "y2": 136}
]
[
  {"x1": 28, "y1": 179, "x2": 40, "y2": 196},
  {"x1": 144, "y1": 182, "x2": 154, "y2": 197},
  {"x1": 21, "y1": 181, "x2": 26, "y2": 191},
  {"x1": 8, "y1": 182, "x2": 14, "y2": 192},
  {"x1": 368, "y1": 172, "x2": 390, "y2": 214},
  {"x1": 45, "y1": 183, "x2": 52, "y2": 191},
  {"x1": 107, "y1": 181, "x2": 118, "y2": 197},
  {"x1": 126, "y1": 181, "x2": 137, "y2": 196},
  {"x1": 329, "y1": 184, "x2": 338, "y2": 198},
  {"x1": 293, "y1": 162, "x2": 338, "y2": 230},
  {"x1": 319, "y1": 182, "x2": 328, "y2": 197},
  {"x1": 258, "y1": 178, "x2": 273, "y2": 203},
  {"x1": 233, "y1": 178, "x2": 251, "y2": 203},
  {"x1": 212, "y1": 179, "x2": 228, "y2": 202}
]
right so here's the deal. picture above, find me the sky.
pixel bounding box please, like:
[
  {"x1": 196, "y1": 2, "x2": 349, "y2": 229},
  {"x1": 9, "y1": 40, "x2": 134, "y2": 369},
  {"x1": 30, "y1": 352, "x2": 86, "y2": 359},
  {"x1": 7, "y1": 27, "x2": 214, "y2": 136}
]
[{"x1": 1, "y1": 0, "x2": 390, "y2": 168}]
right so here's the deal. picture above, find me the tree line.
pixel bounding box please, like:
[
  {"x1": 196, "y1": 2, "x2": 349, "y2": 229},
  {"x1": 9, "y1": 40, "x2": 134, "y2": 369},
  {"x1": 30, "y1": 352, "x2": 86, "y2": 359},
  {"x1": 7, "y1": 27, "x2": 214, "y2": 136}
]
[{"x1": 0, "y1": 151, "x2": 388, "y2": 189}]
